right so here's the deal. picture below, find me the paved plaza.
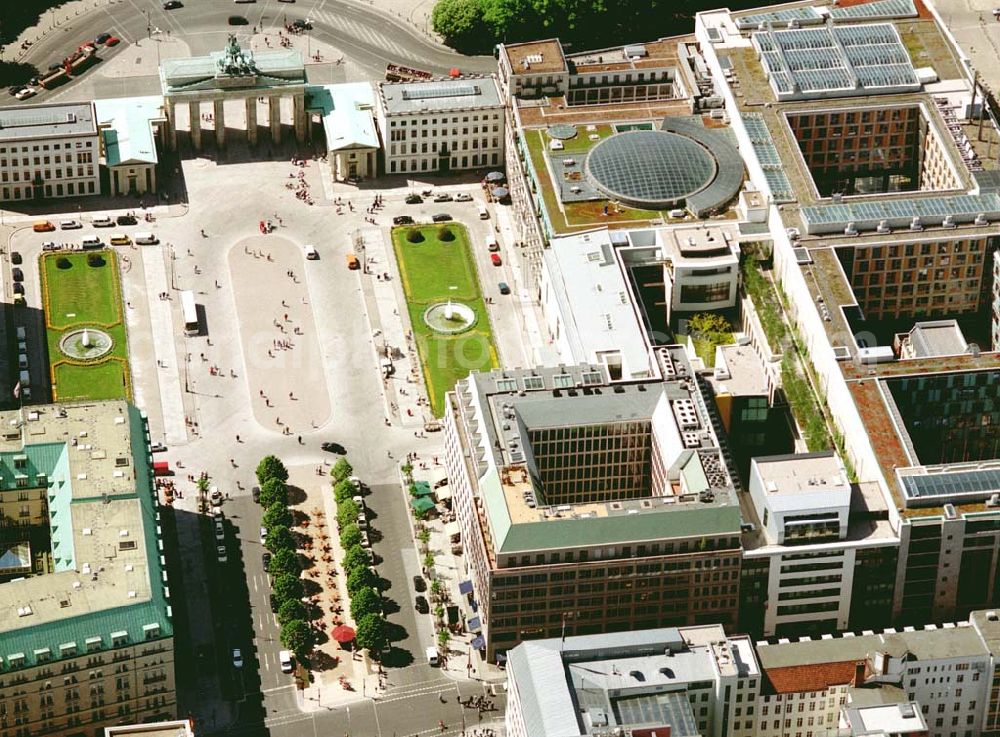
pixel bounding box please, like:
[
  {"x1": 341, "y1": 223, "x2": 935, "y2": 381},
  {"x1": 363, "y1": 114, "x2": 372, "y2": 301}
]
[{"x1": 0, "y1": 140, "x2": 533, "y2": 734}]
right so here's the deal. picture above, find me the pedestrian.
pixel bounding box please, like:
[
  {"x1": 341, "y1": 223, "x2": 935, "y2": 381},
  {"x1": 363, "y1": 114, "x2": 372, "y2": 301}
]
[
  {"x1": 297, "y1": 435, "x2": 302, "y2": 444},
  {"x1": 236, "y1": 435, "x2": 241, "y2": 443}
]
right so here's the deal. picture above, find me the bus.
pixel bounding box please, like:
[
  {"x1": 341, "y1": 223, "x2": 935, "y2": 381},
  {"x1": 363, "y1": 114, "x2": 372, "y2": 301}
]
[{"x1": 180, "y1": 290, "x2": 200, "y2": 336}]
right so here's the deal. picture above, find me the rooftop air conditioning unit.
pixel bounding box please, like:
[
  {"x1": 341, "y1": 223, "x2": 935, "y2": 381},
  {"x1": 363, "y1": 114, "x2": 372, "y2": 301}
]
[
  {"x1": 876, "y1": 220, "x2": 890, "y2": 234},
  {"x1": 910, "y1": 216, "x2": 923, "y2": 231},
  {"x1": 844, "y1": 221, "x2": 857, "y2": 236}
]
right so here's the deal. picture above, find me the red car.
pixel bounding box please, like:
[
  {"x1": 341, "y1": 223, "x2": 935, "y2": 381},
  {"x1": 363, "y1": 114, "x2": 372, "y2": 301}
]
[
  {"x1": 104, "y1": 36, "x2": 120, "y2": 47},
  {"x1": 490, "y1": 253, "x2": 502, "y2": 266}
]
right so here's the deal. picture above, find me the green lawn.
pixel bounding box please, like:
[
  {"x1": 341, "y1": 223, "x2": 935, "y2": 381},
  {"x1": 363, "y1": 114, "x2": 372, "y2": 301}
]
[
  {"x1": 392, "y1": 225, "x2": 498, "y2": 416},
  {"x1": 41, "y1": 251, "x2": 131, "y2": 402}
]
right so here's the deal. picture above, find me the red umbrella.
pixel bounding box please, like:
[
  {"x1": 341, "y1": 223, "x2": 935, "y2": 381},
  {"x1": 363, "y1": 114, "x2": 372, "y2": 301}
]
[
  {"x1": 332, "y1": 625, "x2": 356, "y2": 643},
  {"x1": 449, "y1": 67, "x2": 461, "y2": 78}
]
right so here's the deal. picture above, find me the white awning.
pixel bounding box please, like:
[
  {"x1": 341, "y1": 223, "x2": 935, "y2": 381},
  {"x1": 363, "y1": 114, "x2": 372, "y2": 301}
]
[
  {"x1": 435, "y1": 486, "x2": 452, "y2": 501},
  {"x1": 444, "y1": 521, "x2": 461, "y2": 540}
]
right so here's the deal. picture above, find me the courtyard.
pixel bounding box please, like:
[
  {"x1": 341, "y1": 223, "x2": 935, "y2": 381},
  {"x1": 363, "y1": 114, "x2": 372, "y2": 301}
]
[
  {"x1": 41, "y1": 250, "x2": 131, "y2": 402},
  {"x1": 391, "y1": 223, "x2": 498, "y2": 416}
]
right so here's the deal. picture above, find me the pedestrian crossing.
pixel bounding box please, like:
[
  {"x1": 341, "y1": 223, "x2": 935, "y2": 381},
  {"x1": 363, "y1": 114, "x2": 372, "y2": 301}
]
[{"x1": 303, "y1": 7, "x2": 416, "y2": 62}]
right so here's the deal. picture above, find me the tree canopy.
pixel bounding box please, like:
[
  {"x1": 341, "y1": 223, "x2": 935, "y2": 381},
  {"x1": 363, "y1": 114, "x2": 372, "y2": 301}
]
[
  {"x1": 278, "y1": 598, "x2": 307, "y2": 625},
  {"x1": 271, "y1": 573, "x2": 304, "y2": 604},
  {"x1": 340, "y1": 523, "x2": 362, "y2": 551},
  {"x1": 265, "y1": 525, "x2": 295, "y2": 554},
  {"x1": 355, "y1": 613, "x2": 388, "y2": 653},
  {"x1": 259, "y1": 477, "x2": 289, "y2": 508},
  {"x1": 333, "y1": 479, "x2": 356, "y2": 505},
  {"x1": 336, "y1": 499, "x2": 360, "y2": 530},
  {"x1": 350, "y1": 586, "x2": 382, "y2": 621},
  {"x1": 262, "y1": 502, "x2": 293, "y2": 531},
  {"x1": 280, "y1": 619, "x2": 315, "y2": 658},
  {"x1": 431, "y1": 0, "x2": 759, "y2": 55},
  {"x1": 347, "y1": 566, "x2": 377, "y2": 595},
  {"x1": 267, "y1": 548, "x2": 300, "y2": 577},
  {"x1": 342, "y1": 544, "x2": 372, "y2": 574},
  {"x1": 331, "y1": 458, "x2": 354, "y2": 482},
  {"x1": 256, "y1": 455, "x2": 289, "y2": 485}
]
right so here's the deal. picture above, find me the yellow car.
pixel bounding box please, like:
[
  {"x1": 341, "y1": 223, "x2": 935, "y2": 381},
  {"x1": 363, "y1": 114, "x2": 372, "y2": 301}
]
[{"x1": 110, "y1": 234, "x2": 132, "y2": 246}]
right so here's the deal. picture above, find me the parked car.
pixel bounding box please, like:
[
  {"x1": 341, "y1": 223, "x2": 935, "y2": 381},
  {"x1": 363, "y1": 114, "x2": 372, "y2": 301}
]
[
  {"x1": 252, "y1": 486, "x2": 260, "y2": 503},
  {"x1": 96, "y1": 33, "x2": 111, "y2": 44},
  {"x1": 488, "y1": 241, "x2": 500, "y2": 252},
  {"x1": 33, "y1": 221, "x2": 55, "y2": 233},
  {"x1": 262, "y1": 551, "x2": 272, "y2": 569},
  {"x1": 162, "y1": 0, "x2": 183, "y2": 8},
  {"x1": 498, "y1": 281, "x2": 511, "y2": 295},
  {"x1": 217, "y1": 545, "x2": 228, "y2": 563},
  {"x1": 279, "y1": 650, "x2": 294, "y2": 673},
  {"x1": 433, "y1": 193, "x2": 453, "y2": 202},
  {"x1": 59, "y1": 219, "x2": 82, "y2": 230},
  {"x1": 150, "y1": 441, "x2": 167, "y2": 453},
  {"x1": 259, "y1": 527, "x2": 267, "y2": 544},
  {"x1": 8, "y1": 86, "x2": 24, "y2": 96},
  {"x1": 393, "y1": 215, "x2": 414, "y2": 225},
  {"x1": 432, "y1": 213, "x2": 452, "y2": 222},
  {"x1": 228, "y1": 15, "x2": 248, "y2": 24},
  {"x1": 116, "y1": 214, "x2": 137, "y2": 225},
  {"x1": 210, "y1": 487, "x2": 223, "y2": 507},
  {"x1": 11, "y1": 268, "x2": 23, "y2": 282},
  {"x1": 10, "y1": 251, "x2": 21, "y2": 265},
  {"x1": 455, "y1": 193, "x2": 473, "y2": 202},
  {"x1": 304, "y1": 244, "x2": 318, "y2": 260},
  {"x1": 110, "y1": 235, "x2": 132, "y2": 246},
  {"x1": 41, "y1": 241, "x2": 60, "y2": 251},
  {"x1": 104, "y1": 36, "x2": 120, "y2": 47},
  {"x1": 232, "y1": 648, "x2": 243, "y2": 668},
  {"x1": 15, "y1": 87, "x2": 36, "y2": 101},
  {"x1": 91, "y1": 215, "x2": 114, "y2": 227},
  {"x1": 321, "y1": 441, "x2": 347, "y2": 454},
  {"x1": 490, "y1": 253, "x2": 502, "y2": 266},
  {"x1": 214, "y1": 520, "x2": 225, "y2": 542},
  {"x1": 12, "y1": 283, "x2": 24, "y2": 296},
  {"x1": 413, "y1": 575, "x2": 426, "y2": 592},
  {"x1": 415, "y1": 595, "x2": 429, "y2": 614},
  {"x1": 405, "y1": 194, "x2": 422, "y2": 204}
]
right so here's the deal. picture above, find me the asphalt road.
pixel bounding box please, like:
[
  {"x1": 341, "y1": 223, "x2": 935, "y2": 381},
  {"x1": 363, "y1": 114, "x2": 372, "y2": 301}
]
[{"x1": 18, "y1": 0, "x2": 495, "y2": 101}]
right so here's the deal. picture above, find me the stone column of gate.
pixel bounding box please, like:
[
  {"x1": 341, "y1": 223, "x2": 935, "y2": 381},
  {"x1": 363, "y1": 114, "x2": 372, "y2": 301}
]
[
  {"x1": 246, "y1": 97, "x2": 258, "y2": 145},
  {"x1": 190, "y1": 101, "x2": 202, "y2": 151},
  {"x1": 214, "y1": 99, "x2": 226, "y2": 148},
  {"x1": 165, "y1": 100, "x2": 177, "y2": 151},
  {"x1": 269, "y1": 95, "x2": 282, "y2": 145},
  {"x1": 293, "y1": 93, "x2": 307, "y2": 144}
]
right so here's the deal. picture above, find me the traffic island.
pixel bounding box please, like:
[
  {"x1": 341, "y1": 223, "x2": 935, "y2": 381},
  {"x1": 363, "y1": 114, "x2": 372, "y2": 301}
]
[
  {"x1": 391, "y1": 224, "x2": 498, "y2": 416},
  {"x1": 41, "y1": 251, "x2": 132, "y2": 401}
]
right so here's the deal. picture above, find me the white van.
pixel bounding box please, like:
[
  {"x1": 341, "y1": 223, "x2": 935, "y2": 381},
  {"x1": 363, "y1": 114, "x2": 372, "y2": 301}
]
[
  {"x1": 15, "y1": 327, "x2": 25, "y2": 340},
  {"x1": 81, "y1": 236, "x2": 103, "y2": 249},
  {"x1": 304, "y1": 244, "x2": 318, "y2": 260},
  {"x1": 134, "y1": 232, "x2": 159, "y2": 245},
  {"x1": 478, "y1": 204, "x2": 489, "y2": 220},
  {"x1": 19, "y1": 370, "x2": 30, "y2": 388},
  {"x1": 279, "y1": 650, "x2": 294, "y2": 673},
  {"x1": 426, "y1": 646, "x2": 439, "y2": 667},
  {"x1": 485, "y1": 233, "x2": 499, "y2": 252},
  {"x1": 18, "y1": 354, "x2": 27, "y2": 370}
]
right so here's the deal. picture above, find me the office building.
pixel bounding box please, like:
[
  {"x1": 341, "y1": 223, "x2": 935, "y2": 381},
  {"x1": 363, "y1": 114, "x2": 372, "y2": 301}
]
[
  {"x1": 444, "y1": 348, "x2": 742, "y2": 661},
  {"x1": 506, "y1": 625, "x2": 761, "y2": 737},
  {"x1": 0, "y1": 401, "x2": 175, "y2": 737},
  {"x1": 375, "y1": 75, "x2": 504, "y2": 175},
  {"x1": 691, "y1": 0, "x2": 1000, "y2": 630},
  {"x1": 0, "y1": 102, "x2": 101, "y2": 202}
]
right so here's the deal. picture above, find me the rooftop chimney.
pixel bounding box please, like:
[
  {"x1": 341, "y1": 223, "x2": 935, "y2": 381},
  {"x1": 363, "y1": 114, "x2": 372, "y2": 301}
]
[{"x1": 853, "y1": 661, "x2": 866, "y2": 687}]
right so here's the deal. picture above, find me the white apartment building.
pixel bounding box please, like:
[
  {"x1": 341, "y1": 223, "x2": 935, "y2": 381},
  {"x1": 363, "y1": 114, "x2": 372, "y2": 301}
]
[
  {"x1": 506, "y1": 625, "x2": 761, "y2": 737},
  {"x1": 0, "y1": 102, "x2": 100, "y2": 202},
  {"x1": 375, "y1": 76, "x2": 504, "y2": 175},
  {"x1": 755, "y1": 623, "x2": 991, "y2": 737},
  {"x1": 741, "y1": 453, "x2": 898, "y2": 638}
]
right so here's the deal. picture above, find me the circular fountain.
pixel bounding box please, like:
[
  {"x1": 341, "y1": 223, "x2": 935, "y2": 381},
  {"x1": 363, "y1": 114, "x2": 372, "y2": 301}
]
[
  {"x1": 59, "y1": 328, "x2": 113, "y2": 360},
  {"x1": 422, "y1": 300, "x2": 477, "y2": 335}
]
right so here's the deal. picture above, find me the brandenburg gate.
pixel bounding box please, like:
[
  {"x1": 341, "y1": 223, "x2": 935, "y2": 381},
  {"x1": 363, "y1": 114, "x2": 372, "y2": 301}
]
[{"x1": 159, "y1": 36, "x2": 307, "y2": 150}]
